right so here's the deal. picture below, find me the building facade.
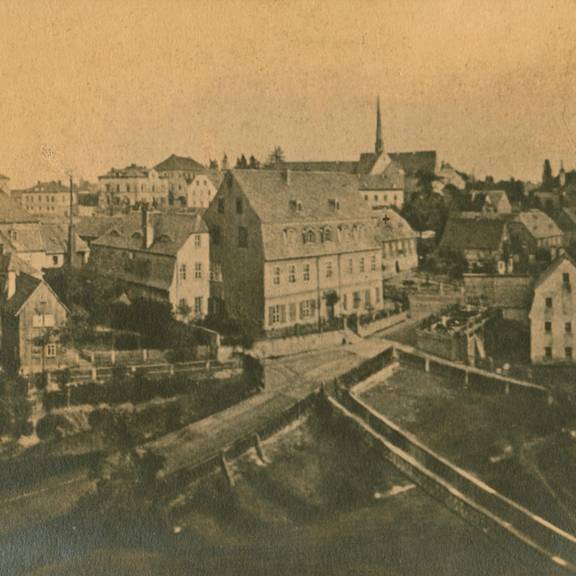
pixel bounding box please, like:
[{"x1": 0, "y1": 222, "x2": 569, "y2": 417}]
[
  {"x1": 99, "y1": 164, "x2": 169, "y2": 208},
  {"x1": 204, "y1": 170, "x2": 384, "y2": 336},
  {"x1": 12, "y1": 181, "x2": 76, "y2": 218},
  {"x1": 90, "y1": 210, "x2": 210, "y2": 319},
  {"x1": 374, "y1": 209, "x2": 418, "y2": 277},
  {"x1": 0, "y1": 255, "x2": 68, "y2": 375},
  {"x1": 529, "y1": 254, "x2": 576, "y2": 363}
]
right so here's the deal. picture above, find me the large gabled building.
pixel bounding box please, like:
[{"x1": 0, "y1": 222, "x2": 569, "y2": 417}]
[{"x1": 204, "y1": 170, "x2": 384, "y2": 336}]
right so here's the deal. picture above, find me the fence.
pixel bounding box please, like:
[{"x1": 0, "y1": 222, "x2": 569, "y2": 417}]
[
  {"x1": 264, "y1": 317, "x2": 345, "y2": 340},
  {"x1": 329, "y1": 390, "x2": 576, "y2": 574}
]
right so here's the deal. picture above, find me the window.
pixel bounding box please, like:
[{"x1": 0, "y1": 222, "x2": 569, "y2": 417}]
[
  {"x1": 179, "y1": 264, "x2": 187, "y2": 281},
  {"x1": 353, "y1": 291, "x2": 361, "y2": 309},
  {"x1": 371, "y1": 255, "x2": 377, "y2": 271},
  {"x1": 326, "y1": 260, "x2": 333, "y2": 278},
  {"x1": 323, "y1": 227, "x2": 333, "y2": 242},
  {"x1": 212, "y1": 226, "x2": 221, "y2": 245},
  {"x1": 342, "y1": 294, "x2": 348, "y2": 310},
  {"x1": 238, "y1": 226, "x2": 248, "y2": 248},
  {"x1": 45, "y1": 343, "x2": 57, "y2": 358},
  {"x1": 303, "y1": 264, "x2": 310, "y2": 282},
  {"x1": 567, "y1": 347, "x2": 573, "y2": 360},
  {"x1": 194, "y1": 262, "x2": 203, "y2": 279},
  {"x1": 304, "y1": 230, "x2": 316, "y2": 244},
  {"x1": 273, "y1": 267, "x2": 281, "y2": 285},
  {"x1": 194, "y1": 235, "x2": 201, "y2": 248},
  {"x1": 269, "y1": 304, "x2": 286, "y2": 325},
  {"x1": 218, "y1": 197, "x2": 225, "y2": 213},
  {"x1": 9, "y1": 230, "x2": 17, "y2": 241},
  {"x1": 545, "y1": 321, "x2": 552, "y2": 333},
  {"x1": 347, "y1": 258, "x2": 353, "y2": 274},
  {"x1": 52, "y1": 255, "x2": 59, "y2": 266},
  {"x1": 365, "y1": 289, "x2": 371, "y2": 307},
  {"x1": 194, "y1": 296, "x2": 203, "y2": 316},
  {"x1": 33, "y1": 314, "x2": 54, "y2": 327},
  {"x1": 359, "y1": 258, "x2": 365, "y2": 273},
  {"x1": 566, "y1": 322, "x2": 572, "y2": 334},
  {"x1": 545, "y1": 346, "x2": 552, "y2": 359},
  {"x1": 236, "y1": 198, "x2": 243, "y2": 214},
  {"x1": 288, "y1": 265, "x2": 296, "y2": 283},
  {"x1": 375, "y1": 287, "x2": 381, "y2": 303},
  {"x1": 563, "y1": 272, "x2": 571, "y2": 287},
  {"x1": 300, "y1": 299, "x2": 316, "y2": 319},
  {"x1": 545, "y1": 297, "x2": 553, "y2": 308}
]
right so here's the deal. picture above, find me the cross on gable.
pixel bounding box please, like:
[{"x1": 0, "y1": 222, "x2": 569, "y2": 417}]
[{"x1": 382, "y1": 212, "x2": 391, "y2": 226}]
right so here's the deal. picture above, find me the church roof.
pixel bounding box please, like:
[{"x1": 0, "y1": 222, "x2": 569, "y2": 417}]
[{"x1": 388, "y1": 151, "x2": 437, "y2": 175}]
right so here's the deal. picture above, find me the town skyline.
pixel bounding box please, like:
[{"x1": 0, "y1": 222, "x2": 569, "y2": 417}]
[{"x1": 2, "y1": 0, "x2": 576, "y2": 187}]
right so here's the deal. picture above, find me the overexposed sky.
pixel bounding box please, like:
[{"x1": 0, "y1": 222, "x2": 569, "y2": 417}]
[{"x1": 1, "y1": 0, "x2": 576, "y2": 187}]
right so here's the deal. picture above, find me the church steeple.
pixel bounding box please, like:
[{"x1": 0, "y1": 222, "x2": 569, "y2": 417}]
[{"x1": 375, "y1": 96, "x2": 384, "y2": 155}]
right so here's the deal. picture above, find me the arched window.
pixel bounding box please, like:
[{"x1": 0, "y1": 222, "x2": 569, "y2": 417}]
[
  {"x1": 306, "y1": 229, "x2": 316, "y2": 244},
  {"x1": 323, "y1": 227, "x2": 333, "y2": 242}
]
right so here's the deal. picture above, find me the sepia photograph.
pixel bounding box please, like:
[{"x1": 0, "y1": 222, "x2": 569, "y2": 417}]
[{"x1": 2, "y1": 0, "x2": 576, "y2": 574}]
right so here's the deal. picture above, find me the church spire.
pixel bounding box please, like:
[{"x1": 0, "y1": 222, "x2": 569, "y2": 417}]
[{"x1": 375, "y1": 96, "x2": 384, "y2": 155}]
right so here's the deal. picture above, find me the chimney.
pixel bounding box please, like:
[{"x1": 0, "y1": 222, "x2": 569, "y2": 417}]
[
  {"x1": 6, "y1": 269, "x2": 16, "y2": 300},
  {"x1": 142, "y1": 207, "x2": 154, "y2": 249},
  {"x1": 283, "y1": 169, "x2": 291, "y2": 185}
]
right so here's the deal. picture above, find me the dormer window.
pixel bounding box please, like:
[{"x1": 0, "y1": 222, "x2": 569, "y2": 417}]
[
  {"x1": 328, "y1": 198, "x2": 340, "y2": 211},
  {"x1": 8, "y1": 229, "x2": 17, "y2": 241},
  {"x1": 132, "y1": 231, "x2": 142, "y2": 240}
]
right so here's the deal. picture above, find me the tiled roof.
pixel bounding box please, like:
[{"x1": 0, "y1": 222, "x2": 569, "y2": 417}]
[
  {"x1": 0, "y1": 253, "x2": 42, "y2": 278},
  {"x1": 388, "y1": 151, "x2": 437, "y2": 175},
  {"x1": 76, "y1": 215, "x2": 125, "y2": 241},
  {"x1": 0, "y1": 272, "x2": 42, "y2": 316},
  {"x1": 92, "y1": 211, "x2": 207, "y2": 256},
  {"x1": 0, "y1": 225, "x2": 45, "y2": 253},
  {"x1": 440, "y1": 216, "x2": 507, "y2": 251},
  {"x1": 513, "y1": 210, "x2": 563, "y2": 240},
  {"x1": 40, "y1": 223, "x2": 88, "y2": 254},
  {"x1": 23, "y1": 181, "x2": 71, "y2": 194},
  {"x1": 231, "y1": 170, "x2": 374, "y2": 224},
  {"x1": 0, "y1": 192, "x2": 36, "y2": 224},
  {"x1": 155, "y1": 154, "x2": 206, "y2": 173},
  {"x1": 374, "y1": 210, "x2": 418, "y2": 242},
  {"x1": 359, "y1": 160, "x2": 404, "y2": 190}
]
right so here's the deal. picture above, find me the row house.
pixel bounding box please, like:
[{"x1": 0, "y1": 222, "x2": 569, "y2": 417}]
[
  {"x1": 99, "y1": 164, "x2": 170, "y2": 208},
  {"x1": 204, "y1": 170, "x2": 384, "y2": 336},
  {"x1": 529, "y1": 253, "x2": 576, "y2": 363},
  {"x1": 89, "y1": 209, "x2": 210, "y2": 319}
]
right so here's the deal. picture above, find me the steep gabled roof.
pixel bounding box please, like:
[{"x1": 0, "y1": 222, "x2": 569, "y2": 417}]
[
  {"x1": 440, "y1": 216, "x2": 508, "y2": 251},
  {"x1": 155, "y1": 154, "x2": 206, "y2": 173},
  {"x1": 534, "y1": 252, "x2": 576, "y2": 290},
  {"x1": 513, "y1": 210, "x2": 563, "y2": 240}
]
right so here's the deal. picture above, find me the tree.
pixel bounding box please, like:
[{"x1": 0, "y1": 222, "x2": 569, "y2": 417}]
[
  {"x1": 248, "y1": 155, "x2": 260, "y2": 169},
  {"x1": 60, "y1": 304, "x2": 94, "y2": 347},
  {"x1": 176, "y1": 299, "x2": 192, "y2": 323},
  {"x1": 235, "y1": 154, "x2": 248, "y2": 169},
  {"x1": 542, "y1": 159, "x2": 553, "y2": 189},
  {"x1": 209, "y1": 159, "x2": 219, "y2": 170},
  {"x1": 221, "y1": 154, "x2": 229, "y2": 170},
  {"x1": 266, "y1": 146, "x2": 285, "y2": 167}
]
